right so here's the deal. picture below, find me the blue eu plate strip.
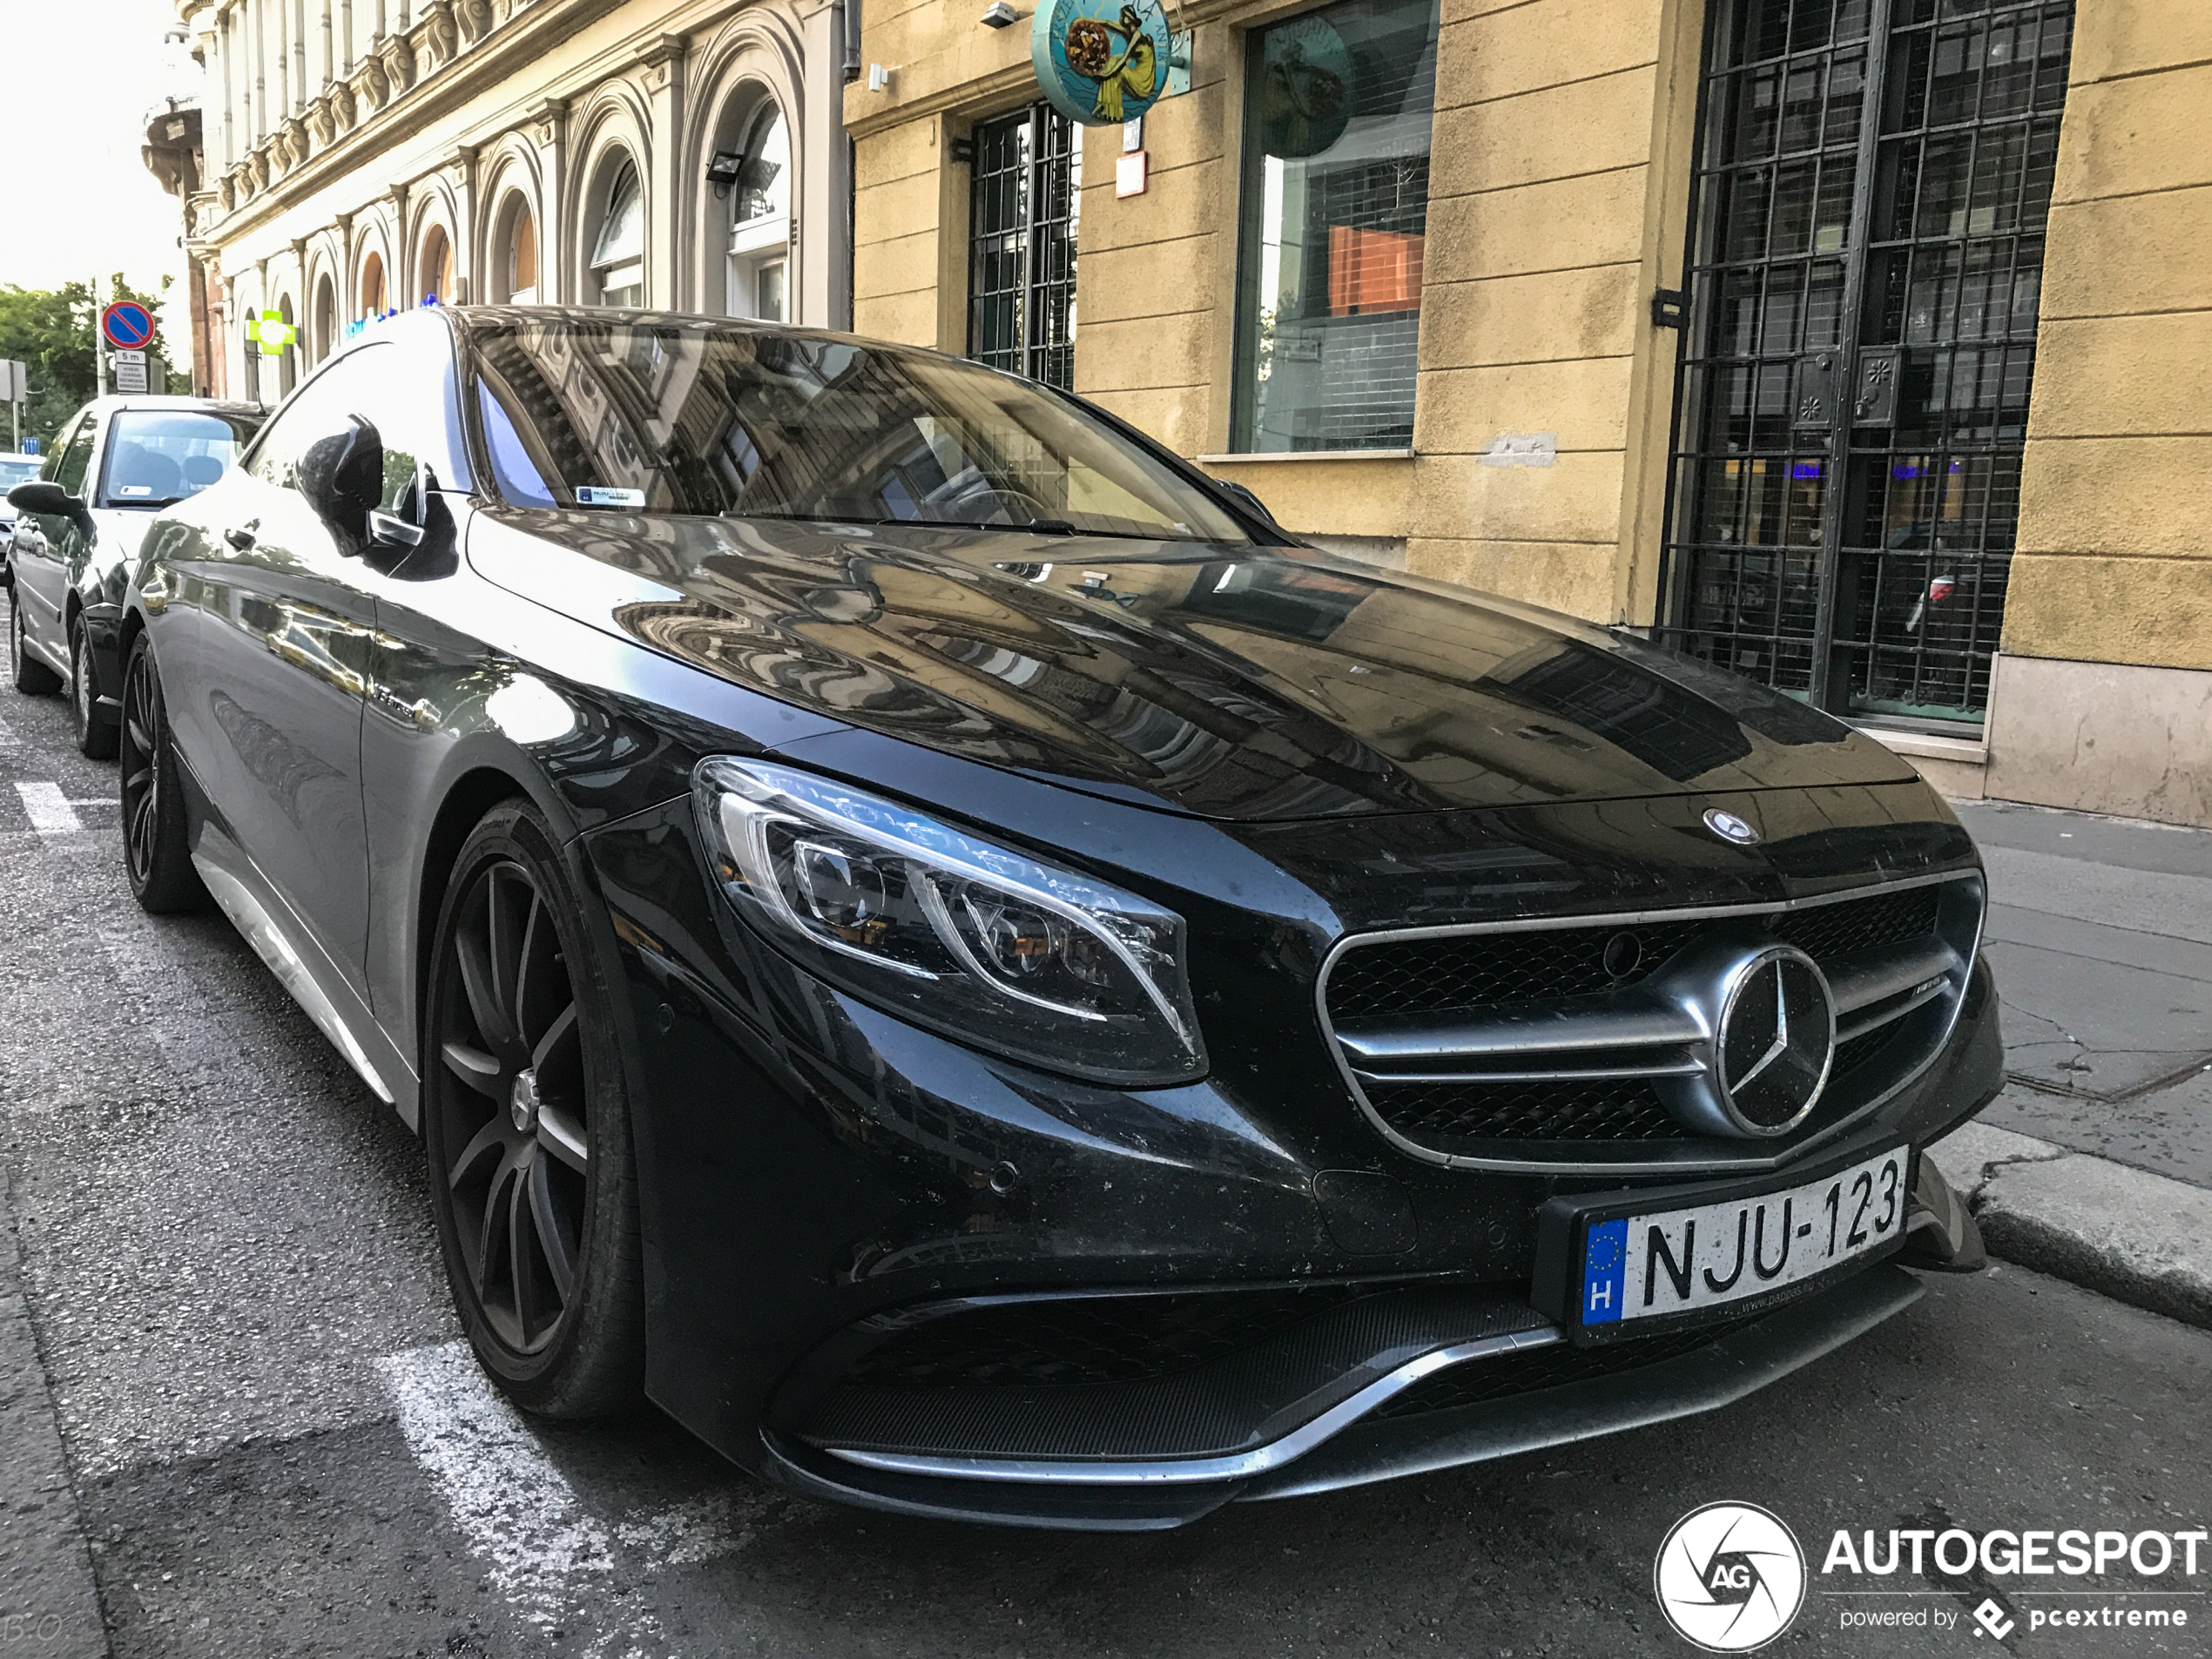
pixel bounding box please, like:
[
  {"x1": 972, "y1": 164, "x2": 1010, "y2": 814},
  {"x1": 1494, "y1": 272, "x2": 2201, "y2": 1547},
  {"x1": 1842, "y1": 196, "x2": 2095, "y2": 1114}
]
[{"x1": 1582, "y1": 1217, "x2": 1628, "y2": 1325}]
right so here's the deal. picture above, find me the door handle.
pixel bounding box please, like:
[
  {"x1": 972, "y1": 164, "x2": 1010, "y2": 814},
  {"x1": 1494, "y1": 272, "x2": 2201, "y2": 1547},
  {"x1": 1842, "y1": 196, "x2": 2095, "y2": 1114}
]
[{"x1": 225, "y1": 519, "x2": 260, "y2": 550}]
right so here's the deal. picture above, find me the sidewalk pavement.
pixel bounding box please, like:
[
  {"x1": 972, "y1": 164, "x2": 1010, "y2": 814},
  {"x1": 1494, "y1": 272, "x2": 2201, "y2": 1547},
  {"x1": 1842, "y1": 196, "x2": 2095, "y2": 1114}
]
[{"x1": 1928, "y1": 799, "x2": 2212, "y2": 1329}]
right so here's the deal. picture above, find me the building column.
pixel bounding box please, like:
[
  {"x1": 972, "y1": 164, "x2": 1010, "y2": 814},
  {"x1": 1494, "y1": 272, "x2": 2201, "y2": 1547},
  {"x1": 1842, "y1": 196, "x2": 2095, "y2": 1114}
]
[
  {"x1": 799, "y1": 0, "x2": 852, "y2": 329},
  {"x1": 449, "y1": 145, "x2": 479, "y2": 303},
  {"x1": 640, "y1": 33, "x2": 687, "y2": 310},
  {"x1": 529, "y1": 99, "x2": 569, "y2": 306}
]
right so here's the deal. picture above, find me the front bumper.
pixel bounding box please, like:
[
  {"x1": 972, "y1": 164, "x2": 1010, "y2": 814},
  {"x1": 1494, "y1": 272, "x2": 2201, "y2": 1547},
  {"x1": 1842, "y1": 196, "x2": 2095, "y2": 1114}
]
[
  {"x1": 583, "y1": 779, "x2": 2004, "y2": 1524},
  {"x1": 758, "y1": 1264, "x2": 1926, "y2": 1529}
]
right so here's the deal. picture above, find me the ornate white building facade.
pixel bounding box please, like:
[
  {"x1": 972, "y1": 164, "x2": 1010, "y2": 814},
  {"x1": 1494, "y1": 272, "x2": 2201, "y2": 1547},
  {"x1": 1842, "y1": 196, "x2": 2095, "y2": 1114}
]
[{"x1": 161, "y1": 0, "x2": 857, "y2": 403}]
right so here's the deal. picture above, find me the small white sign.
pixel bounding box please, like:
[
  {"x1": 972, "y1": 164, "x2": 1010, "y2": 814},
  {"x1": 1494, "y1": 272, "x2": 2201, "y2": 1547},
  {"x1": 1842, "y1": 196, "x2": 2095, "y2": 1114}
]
[
  {"x1": 112, "y1": 354, "x2": 149, "y2": 395},
  {"x1": 574, "y1": 485, "x2": 646, "y2": 509}
]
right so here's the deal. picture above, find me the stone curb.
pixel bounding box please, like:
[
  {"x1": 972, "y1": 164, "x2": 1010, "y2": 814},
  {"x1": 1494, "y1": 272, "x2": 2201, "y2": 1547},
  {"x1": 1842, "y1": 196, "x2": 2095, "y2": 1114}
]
[{"x1": 1931, "y1": 1120, "x2": 2212, "y2": 1331}]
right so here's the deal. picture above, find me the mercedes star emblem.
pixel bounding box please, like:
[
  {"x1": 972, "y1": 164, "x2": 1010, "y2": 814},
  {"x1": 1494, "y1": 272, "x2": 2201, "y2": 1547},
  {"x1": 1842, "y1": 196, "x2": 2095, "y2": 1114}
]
[
  {"x1": 1703, "y1": 808, "x2": 1761, "y2": 846},
  {"x1": 1714, "y1": 946, "x2": 1836, "y2": 1136}
]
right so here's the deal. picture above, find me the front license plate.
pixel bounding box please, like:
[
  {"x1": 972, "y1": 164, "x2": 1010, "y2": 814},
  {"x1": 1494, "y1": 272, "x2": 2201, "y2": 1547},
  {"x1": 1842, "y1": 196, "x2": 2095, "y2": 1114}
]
[{"x1": 1549, "y1": 1146, "x2": 1911, "y2": 1340}]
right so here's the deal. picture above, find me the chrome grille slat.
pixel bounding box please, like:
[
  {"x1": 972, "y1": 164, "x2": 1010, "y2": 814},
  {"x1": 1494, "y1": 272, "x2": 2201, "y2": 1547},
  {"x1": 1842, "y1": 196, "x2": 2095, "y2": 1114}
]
[{"x1": 1316, "y1": 871, "x2": 1986, "y2": 1176}]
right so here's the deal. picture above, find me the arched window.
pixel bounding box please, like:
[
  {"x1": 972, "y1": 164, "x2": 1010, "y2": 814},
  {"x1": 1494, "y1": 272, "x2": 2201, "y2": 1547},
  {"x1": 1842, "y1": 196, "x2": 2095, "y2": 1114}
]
[
  {"x1": 312, "y1": 275, "x2": 336, "y2": 362},
  {"x1": 419, "y1": 225, "x2": 454, "y2": 307},
  {"x1": 360, "y1": 251, "x2": 388, "y2": 320},
  {"x1": 591, "y1": 159, "x2": 645, "y2": 307},
  {"x1": 507, "y1": 202, "x2": 538, "y2": 305},
  {"x1": 724, "y1": 103, "x2": 790, "y2": 322}
]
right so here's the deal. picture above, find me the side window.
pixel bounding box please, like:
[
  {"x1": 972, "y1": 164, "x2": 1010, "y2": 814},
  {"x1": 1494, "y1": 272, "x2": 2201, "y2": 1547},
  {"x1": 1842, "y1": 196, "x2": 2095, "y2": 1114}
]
[
  {"x1": 246, "y1": 350, "x2": 388, "y2": 489},
  {"x1": 51, "y1": 415, "x2": 96, "y2": 496}
]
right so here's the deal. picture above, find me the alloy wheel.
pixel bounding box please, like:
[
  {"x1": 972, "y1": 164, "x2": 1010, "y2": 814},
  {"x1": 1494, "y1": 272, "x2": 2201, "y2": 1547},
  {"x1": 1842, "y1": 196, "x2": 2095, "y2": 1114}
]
[
  {"x1": 435, "y1": 859, "x2": 590, "y2": 1354},
  {"x1": 120, "y1": 651, "x2": 161, "y2": 883}
]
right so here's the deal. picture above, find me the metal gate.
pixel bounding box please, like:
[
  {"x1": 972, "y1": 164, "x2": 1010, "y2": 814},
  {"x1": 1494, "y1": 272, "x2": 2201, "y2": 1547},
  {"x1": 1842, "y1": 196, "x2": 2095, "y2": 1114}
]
[
  {"x1": 1658, "y1": 0, "x2": 2074, "y2": 729},
  {"x1": 968, "y1": 105, "x2": 1082, "y2": 389}
]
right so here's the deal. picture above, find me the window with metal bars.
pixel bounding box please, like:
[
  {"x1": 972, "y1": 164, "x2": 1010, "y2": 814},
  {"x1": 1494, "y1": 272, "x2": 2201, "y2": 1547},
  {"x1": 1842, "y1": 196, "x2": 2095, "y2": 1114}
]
[
  {"x1": 968, "y1": 105, "x2": 1082, "y2": 389},
  {"x1": 1657, "y1": 0, "x2": 2074, "y2": 730}
]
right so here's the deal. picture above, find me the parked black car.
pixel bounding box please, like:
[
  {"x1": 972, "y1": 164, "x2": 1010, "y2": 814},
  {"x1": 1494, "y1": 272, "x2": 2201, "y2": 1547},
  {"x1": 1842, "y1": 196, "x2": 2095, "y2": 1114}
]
[
  {"x1": 118, "y1": 308, "x2": 1999, "y2": 1528},
  {"x1": 6, "y1": 395, "x2": 263, "y2": 755}
]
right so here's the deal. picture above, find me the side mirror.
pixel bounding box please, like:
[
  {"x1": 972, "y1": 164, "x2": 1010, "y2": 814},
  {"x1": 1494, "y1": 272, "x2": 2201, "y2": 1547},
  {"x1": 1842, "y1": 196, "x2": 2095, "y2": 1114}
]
[
  {"x1": 297, "y1": 416, "x2": 386, "y2": 549},
  {"x1": 8, "y1": 480, "x2": 84, "y2": 519}
]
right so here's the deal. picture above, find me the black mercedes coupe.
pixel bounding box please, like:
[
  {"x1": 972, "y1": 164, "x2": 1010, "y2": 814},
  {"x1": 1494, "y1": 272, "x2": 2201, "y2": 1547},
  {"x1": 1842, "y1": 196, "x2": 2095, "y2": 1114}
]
[{"x1": 117, "y1": 308, "x2": 1999, "y2": 1528}]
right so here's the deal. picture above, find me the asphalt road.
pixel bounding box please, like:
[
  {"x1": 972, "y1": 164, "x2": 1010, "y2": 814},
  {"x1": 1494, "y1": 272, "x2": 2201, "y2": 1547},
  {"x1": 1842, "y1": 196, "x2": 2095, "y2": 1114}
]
[{"x1": 1, "y1": 679, "x2": 2208, "y2": 1659}]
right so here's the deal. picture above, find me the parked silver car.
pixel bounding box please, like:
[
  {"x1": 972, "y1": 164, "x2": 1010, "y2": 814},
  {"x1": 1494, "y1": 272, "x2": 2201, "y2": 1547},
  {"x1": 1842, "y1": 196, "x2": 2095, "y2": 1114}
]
[{"x1": 6, "y1": 396, "x2": 261, "y2": 754}]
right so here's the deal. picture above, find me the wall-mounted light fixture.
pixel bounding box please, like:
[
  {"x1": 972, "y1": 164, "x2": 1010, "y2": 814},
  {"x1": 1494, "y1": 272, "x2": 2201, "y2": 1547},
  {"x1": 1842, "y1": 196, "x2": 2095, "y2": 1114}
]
[
  {"x1": 867, "y1": 62, "x2": 893, "y2": 91},
  {"x1": 980, "y1": 3, "x2": 1025, "y2": 26},
  {"x1": 705, "y1": 149, "x2": 744, "y2": 197}
]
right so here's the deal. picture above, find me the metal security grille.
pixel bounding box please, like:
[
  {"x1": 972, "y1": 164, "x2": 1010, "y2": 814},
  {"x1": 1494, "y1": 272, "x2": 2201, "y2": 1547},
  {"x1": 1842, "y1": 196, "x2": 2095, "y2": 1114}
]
[
  {"x1": 1658, "y1": 0, "x2": 2074, "y2": 728},
  {"x1": 968, "y1": 105, "x2": 1082, "y2": 389}
]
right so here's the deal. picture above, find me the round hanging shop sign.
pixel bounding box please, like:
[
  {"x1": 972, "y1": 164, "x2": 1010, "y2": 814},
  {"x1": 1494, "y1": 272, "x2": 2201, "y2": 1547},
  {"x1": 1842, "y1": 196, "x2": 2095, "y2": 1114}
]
[{"x1": 1031, "y1": 0, "x2": 1174, "y2": 126}]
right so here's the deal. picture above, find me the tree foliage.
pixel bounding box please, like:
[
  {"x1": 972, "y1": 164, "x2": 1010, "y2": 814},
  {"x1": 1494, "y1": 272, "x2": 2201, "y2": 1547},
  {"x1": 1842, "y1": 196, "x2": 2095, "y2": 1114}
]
[{"x1": 0, "y1": 275, "x2": 177, "y2": 452}]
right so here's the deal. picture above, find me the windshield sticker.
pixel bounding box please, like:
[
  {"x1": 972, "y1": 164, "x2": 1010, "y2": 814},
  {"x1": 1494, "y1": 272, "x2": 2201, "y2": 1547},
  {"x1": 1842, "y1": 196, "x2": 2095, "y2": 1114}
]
[
  {"x1": 575, "y1": 485, "x2": 646, "y2": 508},
  {"x1": 118, "y1": 484, "x2": 153, "y2": 497}
]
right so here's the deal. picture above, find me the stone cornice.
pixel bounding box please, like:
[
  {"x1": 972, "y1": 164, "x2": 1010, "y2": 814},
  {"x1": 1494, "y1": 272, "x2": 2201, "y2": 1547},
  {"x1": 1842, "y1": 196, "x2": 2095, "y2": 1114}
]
[{"x1": 207, "y1": 0, "x2": 633, "y2": 244}]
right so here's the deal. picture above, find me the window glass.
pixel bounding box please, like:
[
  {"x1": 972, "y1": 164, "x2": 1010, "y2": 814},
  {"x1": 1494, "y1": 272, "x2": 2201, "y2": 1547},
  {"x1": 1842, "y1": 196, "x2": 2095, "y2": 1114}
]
[
  {"x1": 1231, "y1": 0, "x2": 1440, "y2": 453},
  {"x1": 52, "y1": 417, "x2": 95, "y2": 496},
  {"x1": 0, "y1": 458, "x2": 42, "y2": 489},
  {"x1": 736, "y1": 108, "x2": 789, "y2": 226},
  {"x1": 593, "y1": 162, "x2": 645, "y2": 306},
  {"x1": 97, "y1": 411, "x2": 261, "y2": 508},
  {"x1": 246, "y1": 343, "x2": 422, "y2": 513},
  {"x1": 509, "y1": 206, "x2": 537, "y2": 302},
  {"x1": 470, "y1": 319, "x2": 1252, "y2": 543}
]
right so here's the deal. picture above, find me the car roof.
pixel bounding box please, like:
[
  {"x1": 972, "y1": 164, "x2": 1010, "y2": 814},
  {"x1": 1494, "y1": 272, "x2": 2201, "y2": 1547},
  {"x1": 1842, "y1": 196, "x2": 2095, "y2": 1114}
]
[{"x1": 88, "y1": 395, "x2": 266, "y2": 418}]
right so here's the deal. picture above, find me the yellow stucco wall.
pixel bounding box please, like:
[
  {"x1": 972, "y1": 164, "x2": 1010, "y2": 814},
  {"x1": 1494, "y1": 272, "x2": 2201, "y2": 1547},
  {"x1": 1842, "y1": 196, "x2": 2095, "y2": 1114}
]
[
  {"x1": 846, "y1": 0, "x2": 1701, "y2": 625},
  {"x1": 2004, "y1": 4, "x2": 2212, "y2": 672}
]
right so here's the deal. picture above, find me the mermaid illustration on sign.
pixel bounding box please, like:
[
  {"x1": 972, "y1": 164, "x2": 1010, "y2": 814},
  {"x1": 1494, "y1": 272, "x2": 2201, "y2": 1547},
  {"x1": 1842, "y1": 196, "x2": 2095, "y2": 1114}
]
[{"x1": 1033, "y1": 0, "x2": 1172, "y2": 125}]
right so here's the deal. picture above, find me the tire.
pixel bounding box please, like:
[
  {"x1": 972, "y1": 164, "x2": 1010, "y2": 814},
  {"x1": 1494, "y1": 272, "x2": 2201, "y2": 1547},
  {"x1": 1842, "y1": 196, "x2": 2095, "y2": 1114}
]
[
  {"x1": 422, "y1": 799, "x2": 645, "y2": 1418},
  {"x1": 118, "y1": 633, "x2": 207, "y2": 914},
  {"x1": 71, "y1": 624, "x2": 118, "y2": 759},
  {"x1": 10, "y1": 593, "x2": 61, "y2": 695}
]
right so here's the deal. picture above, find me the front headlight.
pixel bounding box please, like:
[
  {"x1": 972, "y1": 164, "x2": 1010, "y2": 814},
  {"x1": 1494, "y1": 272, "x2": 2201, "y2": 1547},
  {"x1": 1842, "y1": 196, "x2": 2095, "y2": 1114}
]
[{"x1": 691, "y1": 758, "x2": 1207, "y2": 1086}]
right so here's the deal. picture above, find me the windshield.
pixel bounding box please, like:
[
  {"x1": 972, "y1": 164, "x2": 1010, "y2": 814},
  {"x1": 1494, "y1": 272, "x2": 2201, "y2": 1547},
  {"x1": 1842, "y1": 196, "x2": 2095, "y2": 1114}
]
[
  {"x1": 0, "y1": 458, "x2": 40, "y2": 490},
  {"x1": 97, "y1": 411, "x2": 260, "y2": 509},
  {"x1": 469, "y1": 320, "x2": 1253, "y2": 543}
]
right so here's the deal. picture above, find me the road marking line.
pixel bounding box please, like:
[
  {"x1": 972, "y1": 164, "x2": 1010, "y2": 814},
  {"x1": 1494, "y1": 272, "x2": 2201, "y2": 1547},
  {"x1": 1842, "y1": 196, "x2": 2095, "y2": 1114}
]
[
  {"x1": 377, "y1": 1343, "x2": 618, "y2": 1638},
  {"x1": 379, "y1": 1341, "x2": 746, "y2": 1656},
  {"x1": 15, "y1": 782, "x2": 81, "y2": 835}
]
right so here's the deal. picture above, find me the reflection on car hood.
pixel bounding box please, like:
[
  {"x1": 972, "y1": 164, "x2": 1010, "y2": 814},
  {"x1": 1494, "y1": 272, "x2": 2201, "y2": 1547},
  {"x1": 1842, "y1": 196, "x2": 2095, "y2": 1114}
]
[{"x1": 467, "y1": 508, "x2": 1917, "y2": 820}]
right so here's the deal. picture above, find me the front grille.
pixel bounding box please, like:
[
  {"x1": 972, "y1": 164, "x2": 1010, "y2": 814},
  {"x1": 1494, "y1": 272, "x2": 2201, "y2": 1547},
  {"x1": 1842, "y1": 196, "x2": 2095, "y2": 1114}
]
[
  {"x1": 1325, "y1": 921, "x2": 1709, "y2": 1020},
  {"x1": 1323, "y1": 875, "x2": 1979, "y2": 1166},
  {"x1": 1363, "y1": 1077, "x2": 1686, "y2": 1143},
  {"x1": 844, "y1": 1285, "x2": 1376, "y2": 1389},
  {"x1": 1373, "y1": 1319, "x2": 1753, "y2": 1420},
  {"x1": 1770, "y1": 882, "x2": 1941, "y2": 963}
]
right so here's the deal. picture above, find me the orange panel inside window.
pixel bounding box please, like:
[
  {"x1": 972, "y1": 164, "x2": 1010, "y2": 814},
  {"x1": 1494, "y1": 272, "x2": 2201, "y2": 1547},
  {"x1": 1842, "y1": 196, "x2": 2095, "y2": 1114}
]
[{"x1": 1328, "y1": 226, "x2": 1426, "y2": 315}]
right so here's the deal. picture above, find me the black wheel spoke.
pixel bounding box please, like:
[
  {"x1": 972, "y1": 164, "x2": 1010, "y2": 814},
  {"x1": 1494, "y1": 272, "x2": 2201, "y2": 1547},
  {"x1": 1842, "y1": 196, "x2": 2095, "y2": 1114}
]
[
  {"x1": 530, "y1": 1002, "x2": 578, "y2": 1079},
  {"x1": 447, "y1": 1114, "x2": 508, "y2": 1190},
  {"x1": 527, "y1": 1156, "x2": 577, "y2": 1304},
  {"x1": 473, "y1": 1148, "x2": 521, "y2": 1296},
  {"x1": 488, "y1": 869, "x2": 525, "y2": 1037},
  {"x1": 508, "y1": 1163, "x2": 543, "y2": 1339},
  {"x1": 440, "y1": 1040, "x2": 506, "y2": 1101},
  {"x1": 536, "y1": 1101, "x2": 589, "y2": 1174},
  {"x1": 455, "y1": 928, "x2": 516, "y2": 1054}
]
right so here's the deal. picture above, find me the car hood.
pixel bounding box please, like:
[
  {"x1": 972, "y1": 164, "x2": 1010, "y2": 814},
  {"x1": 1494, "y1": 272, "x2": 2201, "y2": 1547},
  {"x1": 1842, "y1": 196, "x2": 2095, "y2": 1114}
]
[{"x1": 466, "y1": 508, "x2": 1918, "y2": 820}]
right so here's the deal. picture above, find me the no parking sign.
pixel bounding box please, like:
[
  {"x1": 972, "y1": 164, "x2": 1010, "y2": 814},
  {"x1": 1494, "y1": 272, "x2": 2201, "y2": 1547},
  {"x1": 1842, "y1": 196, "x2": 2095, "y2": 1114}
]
[{"x1": 100, "y1": 301, "x2": 155, "y2": 351}]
